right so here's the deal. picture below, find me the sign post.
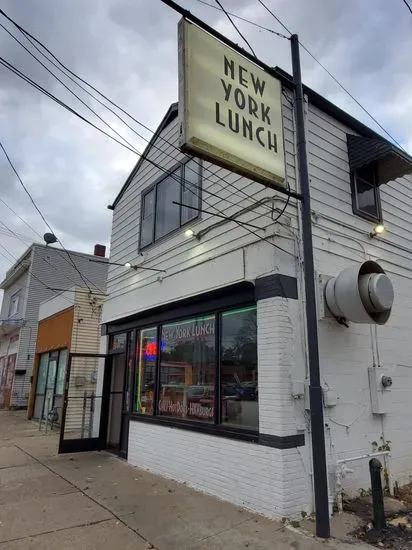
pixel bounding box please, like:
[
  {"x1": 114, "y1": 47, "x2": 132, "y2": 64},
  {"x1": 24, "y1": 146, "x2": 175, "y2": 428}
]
[
  {"x1": 173, "y1": 5, "x2": 330, "y2": 538},
  {"x1": 290, "y1": 34, "x2": 330, "y2": 538}
]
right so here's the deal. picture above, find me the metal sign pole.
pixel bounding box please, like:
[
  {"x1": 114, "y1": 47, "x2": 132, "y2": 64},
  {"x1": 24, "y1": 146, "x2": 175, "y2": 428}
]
[{"x1": 290, "y1": 34, "x2": 330, "y2": 538}]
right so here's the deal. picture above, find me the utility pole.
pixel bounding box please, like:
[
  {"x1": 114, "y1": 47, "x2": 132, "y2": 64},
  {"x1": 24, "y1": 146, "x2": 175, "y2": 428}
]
[{"x1": 290, "y1": 34, "x2": 330, "y2": 538}]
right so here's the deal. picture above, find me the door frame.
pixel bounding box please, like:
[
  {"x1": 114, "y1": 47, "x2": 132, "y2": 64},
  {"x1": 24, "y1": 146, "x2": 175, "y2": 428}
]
[{"x1": 58, "y1": 352, "x2": 112, "y2": 453}]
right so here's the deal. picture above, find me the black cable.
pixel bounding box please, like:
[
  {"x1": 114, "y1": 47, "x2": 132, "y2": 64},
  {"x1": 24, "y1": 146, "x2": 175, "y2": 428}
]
[
  {"x1": 0, "y1": 9, "x2": 298, "y2": 219},
  {"x1": 194, "y1": 0, "x2": 289, "y2": 38},
  {"x1": 403, "y1": 0, "x2": 412, "y2": 14},
  {"x1": 255, "y1": 0, "x2": 291, "y2": 34},
  {"x1": 0, "y1": 195, "x2": 43, "y2": 239},
  {"x1": 255, "y1": 0, "x2": 406, "y2": 152},
  {"x1": 0, "y1": 22, "x2": 141, "y2": 154},
  {"x1": 0, "y1": 243, "x2": 75, "y2": 306},
  {"x1": 213, "y1": 0, "x2": 257, "y2": 56},
  {"x1": 0, "y1": 55, "x2": 294, "y2": 258},
  {"x1": 0, "y1": 138, "x2": 98, "y2": 292}
]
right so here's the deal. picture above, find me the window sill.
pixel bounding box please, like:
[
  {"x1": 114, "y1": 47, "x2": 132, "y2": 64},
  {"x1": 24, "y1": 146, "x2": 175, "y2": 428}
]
[{"x1": 128, "y1": 413, "x2": 304, "y2": 449}]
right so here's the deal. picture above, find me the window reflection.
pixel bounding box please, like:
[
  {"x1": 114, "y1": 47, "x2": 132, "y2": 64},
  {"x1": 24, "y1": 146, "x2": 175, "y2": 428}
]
[
  {"x1": 136, "y1": 327, "x2": 157, "y2": 415},
  {"x1": 159, "y1": 316, "x2": 216, "y2": 422},
  {"x1": 221, "y1": 307, "x2": 258, "y2": 430}
]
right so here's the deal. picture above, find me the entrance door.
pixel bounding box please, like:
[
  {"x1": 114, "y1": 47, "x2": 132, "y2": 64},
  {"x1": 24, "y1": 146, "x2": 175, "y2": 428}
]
[
  {"x1": 59, "y1": 353, "x2": 111, "y2": 453},
  {"x1": 107, "y1": 352, "x2": 127, "y2": 456},
  {"x1": 0, "y1": 354, "x2": 16, "y2": 408}
]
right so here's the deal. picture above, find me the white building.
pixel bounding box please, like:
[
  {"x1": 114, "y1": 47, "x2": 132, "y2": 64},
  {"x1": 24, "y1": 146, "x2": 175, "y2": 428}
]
[
  {"x1": 98, "y1": 69, "x2": 412, "y2": 519},
  {"x1": 0, "y1": 243, "x2": 108, "y2": 408}
]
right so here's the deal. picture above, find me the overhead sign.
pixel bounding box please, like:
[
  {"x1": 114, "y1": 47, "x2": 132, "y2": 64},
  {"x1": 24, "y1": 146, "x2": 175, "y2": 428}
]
[{"x1": 178, "y1": 19, "x2": 285, "y2": 187}]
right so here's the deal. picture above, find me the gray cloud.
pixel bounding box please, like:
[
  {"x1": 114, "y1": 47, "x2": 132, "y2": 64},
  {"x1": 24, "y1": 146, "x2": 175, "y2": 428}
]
[{"x1": 0, "y1": 0, "x2": 411, "y2": 299}]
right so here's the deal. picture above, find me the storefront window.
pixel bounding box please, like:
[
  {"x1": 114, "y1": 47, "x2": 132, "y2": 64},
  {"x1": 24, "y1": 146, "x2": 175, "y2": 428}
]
[
  {"x1": 220, "y1": 307, "x2": 258, "y2": 430},
  {"x1": 131, "y1": 305, "x2": 258, "y2": 433},
  {"x1": 158, "y1": 315, "x2": 215, "y2": 422},
  {"x1": 135, "y1": 327, "x2": 157, "y2": 415}
]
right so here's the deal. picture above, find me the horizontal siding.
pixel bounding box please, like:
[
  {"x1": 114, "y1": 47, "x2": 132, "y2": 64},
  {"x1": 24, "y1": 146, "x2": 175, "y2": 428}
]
[
  {"x1": 71, "y1": 288, "x2": 104, "y2": 355},
  {"x1": 10, "y1": 246, "x2": 108, "y2": 406},
  {"x1": 106, "y1": 93, "x2": 297, "y2": 304}
]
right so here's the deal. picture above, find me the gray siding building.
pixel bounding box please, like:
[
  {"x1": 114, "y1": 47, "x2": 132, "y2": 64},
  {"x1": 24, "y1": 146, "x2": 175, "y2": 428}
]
[{"x1": 0, "y1": 243, "x2": 108, "y2": 408}]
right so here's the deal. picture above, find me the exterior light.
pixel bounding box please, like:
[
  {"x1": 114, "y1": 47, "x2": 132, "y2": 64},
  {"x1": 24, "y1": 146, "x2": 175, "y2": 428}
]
[
  {"x1": 124, "y1": 262, "x2": 132, "y2": 268},
  {"x1": 369, "y1": 223, "x2": 386, "y2": 238},
  {"x1": 185, "y1": 229, "x2": 194, "y2": 238}
]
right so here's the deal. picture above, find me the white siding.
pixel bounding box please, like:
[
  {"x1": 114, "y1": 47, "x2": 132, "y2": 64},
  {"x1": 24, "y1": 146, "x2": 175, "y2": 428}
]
[
  {"x1": 105, "y1": 92, "x2": 412, "y2": 518},
  {"x1": 308, "y1": 102, "x2": 412, "y2": 497},
  {"x1": 103, "y1": 92, "x2": 297, "y2": 322}
]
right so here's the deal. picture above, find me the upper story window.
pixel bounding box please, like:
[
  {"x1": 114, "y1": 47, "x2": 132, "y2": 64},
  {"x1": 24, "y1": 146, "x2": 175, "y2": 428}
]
[
  {"x1": 8, "y1": 290, "x2": 21, "y2": 317},
  {"x1": 351, "y1": 163, "x2": 382, "y2": 222},
  {"x1": 139, "y1": 159, "x2": 201, "y2": 249}
]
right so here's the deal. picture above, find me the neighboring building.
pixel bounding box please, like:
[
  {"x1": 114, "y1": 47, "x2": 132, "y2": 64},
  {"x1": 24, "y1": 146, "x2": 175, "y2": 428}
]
[
  {"x1": 96, "y1": 72, "x2": 412, "y2": 519},
  {"x1": 0, "y1": 244, "x2": 108, "y2": 408},
  {"x1": 27, "y1": 286, "x2": 105, "y2": 424}
]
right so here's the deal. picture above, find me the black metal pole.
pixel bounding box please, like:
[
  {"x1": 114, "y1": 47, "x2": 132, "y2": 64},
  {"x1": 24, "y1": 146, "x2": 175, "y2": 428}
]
[
  {"x1": 290, "y1": 34, "x2": 330, "y2": 539},
  {"x1": 369, "y1": 459, "x2": 386, "y2": 530}
]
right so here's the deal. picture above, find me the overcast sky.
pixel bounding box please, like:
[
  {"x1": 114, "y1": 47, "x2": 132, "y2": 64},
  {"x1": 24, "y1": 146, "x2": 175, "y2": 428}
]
[{"x1": 0, "y1": 0, "x2": 411, "y2": 305}]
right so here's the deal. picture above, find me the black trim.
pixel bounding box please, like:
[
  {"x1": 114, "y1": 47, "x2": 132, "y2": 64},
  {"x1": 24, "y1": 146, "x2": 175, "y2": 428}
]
[
  {"x1": 129, "y1": 413, "x2": 304, "y2": 449},
  {"x1": 255, "y1": 274, "x2": 298, "y2": 300},
  {"x1": 15, "y1": 369, "x2": 26, "y2": 375},
  {"x1": 138, "y1": 158, "x2": 202, "y2": 252},
  {"x1": 107, "y1": 282, "x2": 255, "y2": 334},
  {"x1": 350, "y1": 169, "x2": 382, "y2": 223}
]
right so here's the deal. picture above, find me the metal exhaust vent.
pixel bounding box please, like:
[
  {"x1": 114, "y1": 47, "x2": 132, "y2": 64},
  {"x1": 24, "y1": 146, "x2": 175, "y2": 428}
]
[{"x1": 324, "y1": 261, "x2": 394, "y2": 325}]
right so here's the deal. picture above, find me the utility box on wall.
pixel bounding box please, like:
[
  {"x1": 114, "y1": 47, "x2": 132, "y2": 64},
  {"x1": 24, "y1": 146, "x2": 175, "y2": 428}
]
[{"x1": 368, "y1": 367, "x2": 393, "y2": 414}]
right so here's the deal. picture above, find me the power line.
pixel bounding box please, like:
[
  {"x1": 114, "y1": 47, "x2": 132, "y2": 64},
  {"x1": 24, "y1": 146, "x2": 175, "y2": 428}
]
[
  {"x1": 0, "y1": 37, "x2": 294, "y2": 258},
  {"x1": 255, "y1": 0, "x2": 291, "y2": 34},
  {"x1": 255, "y1": 0, "x2": 406, "y2": 151},
  {"x1": 0, "y1": 195, "x2": 43, "y2": 240},
  {"x1": 0, "y1": 243, "x2": 74, "y2": 307},
  {"x1": 0, "y1": 21, "x2": 140, "y2": 154},
  {"x1": 194, "y1": 0, "x2": 288, "y2": 38},
  {"x1": 402, "y1": 0, "x2": 412, "y2": 15},
  {"x1": 0, "y1": 13, "x2": 297, "y2": 216},
  {"x1": 213, "y1": 0, "x2": 257, "y2": 56},
  {"x1": 0, "y1": 138, "x2": 98, "y2": 292}
]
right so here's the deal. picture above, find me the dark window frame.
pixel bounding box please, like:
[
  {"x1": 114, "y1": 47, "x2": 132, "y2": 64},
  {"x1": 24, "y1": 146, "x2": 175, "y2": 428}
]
[
  {"x1": 8, "y1": 289, "x2": 21, "y2": 317},
  {"x1": 350, "y1": 163, "x2": 382, "y2": 223},
  {"x1": 138, "y1": 158, "x2": 202, "y2": 251},
  {"x1": 131, "y1": 304, "x2": 258, "y2": 433}
]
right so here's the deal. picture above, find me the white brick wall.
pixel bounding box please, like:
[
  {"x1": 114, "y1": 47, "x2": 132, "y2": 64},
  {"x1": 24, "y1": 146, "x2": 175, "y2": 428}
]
[{"x1": 127, "y1": 420, "x2": 310, "y2": 518}]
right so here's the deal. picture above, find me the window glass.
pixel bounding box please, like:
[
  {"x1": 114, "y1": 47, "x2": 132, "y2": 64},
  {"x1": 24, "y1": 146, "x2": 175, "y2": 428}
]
[
  {"x1": 181, "y1": 160, "x2": 200, "y2": 225},
  {"x1": 55, "y1": 349, "x2": 68, "y2": 395},
  {"x1": 155, "y1": 172, "x2": 181, "y2": 240},
  {"x1": 136, "y1": 327, "x2": 157, "y2": 415},
  {"x1": 221, "y1": 307, "x2": 258, "y2": 430},
  {"x1": 356, "y1": 176, "x2": 379, "y2": 218},
  {"x1": 36, "y1": 353, "x2": 50, "y2": 394},
  {"x1": 8, "y1": 291, "x2": 20, "y2": 317},
  {"x1": 159, "y1": 315, "x2": 216, "y2": 422},
  {"x1": 109, "y1": 333, "x2": 127, "y2": 353},
  {"x1": 140, "y1": 188, "x2": 155, "y2": 248}
]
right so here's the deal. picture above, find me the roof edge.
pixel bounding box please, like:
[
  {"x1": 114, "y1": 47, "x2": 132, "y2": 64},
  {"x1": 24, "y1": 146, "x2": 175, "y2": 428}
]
[{"x1": 110, "y1": 102, "x2": 179, "y2": 209}]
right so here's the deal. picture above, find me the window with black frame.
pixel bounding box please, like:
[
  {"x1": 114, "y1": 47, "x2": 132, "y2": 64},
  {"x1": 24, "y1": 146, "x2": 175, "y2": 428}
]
[
  {"x1": 139, "y1": 159, "x2": 201, "y2": 249},
  {"x1": 351, "y1": 163, "x2": 382, "y2": 222},
  {"x1": 132, "y1": 306, "x2": 258, "y2": 432}
]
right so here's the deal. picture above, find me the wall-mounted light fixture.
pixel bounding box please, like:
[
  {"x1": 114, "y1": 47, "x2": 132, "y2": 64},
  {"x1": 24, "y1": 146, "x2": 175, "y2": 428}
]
[
  {"x1": 369, "y1": 223, "x2": 386, "y2": 239},
  {"x1": 185, "y1": 228, "x2": 195, "y2": 238}
]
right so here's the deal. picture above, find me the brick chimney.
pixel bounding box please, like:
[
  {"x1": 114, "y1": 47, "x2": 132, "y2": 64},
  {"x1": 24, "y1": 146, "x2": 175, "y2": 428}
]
[{"x1": 94, "y1": 244, "x2": 106, "y2": 257}]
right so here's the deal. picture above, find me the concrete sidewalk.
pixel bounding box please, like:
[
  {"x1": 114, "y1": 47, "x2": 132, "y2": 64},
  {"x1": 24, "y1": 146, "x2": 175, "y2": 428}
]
[{"x1": 0, "y1": 411, "x2": 368, "y2": 549}]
